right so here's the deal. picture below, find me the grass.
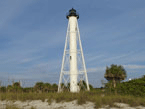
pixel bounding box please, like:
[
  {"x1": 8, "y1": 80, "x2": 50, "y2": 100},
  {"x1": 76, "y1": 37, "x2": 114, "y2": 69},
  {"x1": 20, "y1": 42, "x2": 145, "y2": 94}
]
[
  {"x1": 0, "y1": 90, "x2": 145, "y2": 108},
  {"x1": 31, "y1": 106, "x2": 36, "y2": 109},
  {"x1": 6, "y1": 105, "x2": 20, "y2": 109},
  {"x1": 5, "y1": 105, "x2": 36, "y2": 109}
]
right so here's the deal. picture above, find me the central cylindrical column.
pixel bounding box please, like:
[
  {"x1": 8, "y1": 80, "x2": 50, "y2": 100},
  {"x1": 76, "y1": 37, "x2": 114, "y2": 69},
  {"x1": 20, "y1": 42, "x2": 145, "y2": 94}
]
[{"x1": 69, "y1": 16, "x2": 78, "y2": 92}]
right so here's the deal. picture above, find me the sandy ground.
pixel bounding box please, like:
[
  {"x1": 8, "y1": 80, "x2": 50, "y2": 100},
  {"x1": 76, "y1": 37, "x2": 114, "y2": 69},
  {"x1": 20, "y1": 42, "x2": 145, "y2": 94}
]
[{"x1": 0, "y1": 100, "x2": 145, "y2": 109}]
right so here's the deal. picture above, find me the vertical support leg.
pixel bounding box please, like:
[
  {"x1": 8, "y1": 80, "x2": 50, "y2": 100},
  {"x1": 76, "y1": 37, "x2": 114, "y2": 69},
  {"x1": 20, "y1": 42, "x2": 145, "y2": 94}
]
[{"x1": 76, "y1": 21, "x2": 90, "y2": 91}]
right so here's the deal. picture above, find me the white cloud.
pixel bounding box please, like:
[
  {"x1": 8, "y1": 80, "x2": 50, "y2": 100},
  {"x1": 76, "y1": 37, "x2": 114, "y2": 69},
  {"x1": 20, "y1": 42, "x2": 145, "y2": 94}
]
[
  {"x1": 101, "y1": 53, "x2": 131, "y2": 63},
  {"x1": 87, "y1": 64, "x2": 145, "y2": 74},
  {"x1": 20, "y1": 56, "x2": 44, "y2": 64},
  {"x1": 123, "y1": 65, "x2": 145, "y2": 69},
  {"x1": 87, "y1": 66, "x2": 106, "y2": 73},
  {"x1": 87, "y1": 54, "x2": 105, "y2": 62},
  {"x1": 0, "y1": 0, "x2": 145, "y2": 87}
]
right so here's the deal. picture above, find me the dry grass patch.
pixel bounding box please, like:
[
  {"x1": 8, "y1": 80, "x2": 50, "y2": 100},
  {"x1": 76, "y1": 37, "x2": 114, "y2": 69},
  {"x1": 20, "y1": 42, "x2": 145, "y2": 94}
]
[
  {"x1": 0, "y1": 91, "x2": 145, "y2": 108},
  {"x1": 6, "y1": 105, "x2": 19, "y2": 109}
]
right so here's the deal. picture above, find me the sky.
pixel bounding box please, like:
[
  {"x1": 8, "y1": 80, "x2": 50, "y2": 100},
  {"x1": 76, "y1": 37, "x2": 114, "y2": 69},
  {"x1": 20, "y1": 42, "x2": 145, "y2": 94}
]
[{"x1": 0, "y1": 0, "x2": 145, "y2": 87}]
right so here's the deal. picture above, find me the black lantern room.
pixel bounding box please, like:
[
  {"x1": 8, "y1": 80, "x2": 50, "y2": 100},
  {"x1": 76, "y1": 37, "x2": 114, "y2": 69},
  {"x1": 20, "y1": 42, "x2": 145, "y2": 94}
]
[{"x1": 66, "y1": 8, "x2": 79, "y2": 19}]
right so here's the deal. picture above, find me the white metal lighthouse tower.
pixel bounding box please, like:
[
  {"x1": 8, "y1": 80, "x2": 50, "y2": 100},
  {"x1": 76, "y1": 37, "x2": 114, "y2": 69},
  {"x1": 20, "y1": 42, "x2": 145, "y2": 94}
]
[{"x1": 58, "y1": 8, "x2": 90, "y2": 93}]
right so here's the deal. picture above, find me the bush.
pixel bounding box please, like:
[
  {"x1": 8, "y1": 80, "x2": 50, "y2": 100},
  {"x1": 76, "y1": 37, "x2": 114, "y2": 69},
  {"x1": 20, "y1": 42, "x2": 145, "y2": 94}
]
[
  {"x1": 107, "y1": 76, "x2": 145, "y2": 96},
  {"x1": 0, "y1": 86, "x2": 6, "y2": 93}
]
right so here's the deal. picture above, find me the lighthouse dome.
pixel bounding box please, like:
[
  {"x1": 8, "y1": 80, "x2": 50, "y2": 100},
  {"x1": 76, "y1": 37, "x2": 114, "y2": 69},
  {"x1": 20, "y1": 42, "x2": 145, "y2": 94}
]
[{"x1": 66, "y1": 8, "x2": 79, "y2": 19}]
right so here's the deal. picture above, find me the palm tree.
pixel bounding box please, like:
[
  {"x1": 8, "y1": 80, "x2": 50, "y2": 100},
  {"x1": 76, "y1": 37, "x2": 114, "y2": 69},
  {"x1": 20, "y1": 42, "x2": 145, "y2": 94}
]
[{"x1": 104, "y1": 64, "x2": 127, "y2": 88}]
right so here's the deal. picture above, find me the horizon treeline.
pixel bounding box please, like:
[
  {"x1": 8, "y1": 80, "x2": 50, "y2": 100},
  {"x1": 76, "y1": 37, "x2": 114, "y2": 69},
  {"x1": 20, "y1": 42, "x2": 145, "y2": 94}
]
[{"x1": 0, "y1": 75, "x2": 144, "y2": 97}]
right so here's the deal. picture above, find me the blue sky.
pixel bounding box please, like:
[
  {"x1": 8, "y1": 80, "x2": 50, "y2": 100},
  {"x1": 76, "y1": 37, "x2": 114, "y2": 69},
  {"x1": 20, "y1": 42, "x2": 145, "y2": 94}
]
[{"x1": 0, "y1": 0, "x2": 145, "y2": 87}]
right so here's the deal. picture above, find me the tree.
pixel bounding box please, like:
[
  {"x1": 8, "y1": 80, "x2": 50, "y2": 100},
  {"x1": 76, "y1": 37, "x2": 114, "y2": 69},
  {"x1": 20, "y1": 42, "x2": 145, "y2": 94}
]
[
  {"x1": 12, "y1": 82, "x2": 22, "y2": 92},
  {"x1": 13, "y1": 82, "x2": 21, "y2": 88},
  {"x1": 51, "y1": 83, "x2": 58, "y2": 92},
  {"x1": 34, "y1": 82, "x2": 44, "y2": 93},
  {"x1": 0, "y1": 86, "x2": 6, "y2": 93},
  {"x1": 7, "y1": 85, "x2": 13, "y2": 92},
  {"x1": 43, "y1": 83, "x2": 51, "y2": 92},
  {"x1": 78, "y1": 80, "x2": 93, "y2": 91},
  {"x1": 104, "y1": 64, "x2": 127, "y2": 88}
]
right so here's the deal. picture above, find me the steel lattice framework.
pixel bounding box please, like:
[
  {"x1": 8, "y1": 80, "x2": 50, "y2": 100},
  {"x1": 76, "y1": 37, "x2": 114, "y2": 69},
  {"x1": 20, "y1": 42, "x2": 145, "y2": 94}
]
[{"x1": 58, "y1": 19, "x2": 90, "y2": 92}]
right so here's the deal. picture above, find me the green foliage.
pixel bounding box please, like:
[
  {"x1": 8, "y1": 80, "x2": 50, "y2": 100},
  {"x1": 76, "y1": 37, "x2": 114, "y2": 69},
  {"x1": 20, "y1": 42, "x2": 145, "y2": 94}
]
[
  {"x1": 13, "y1": 82, "x2": 21, "y2": 87},
  {"x1": 89, "y1": 84, "x2": 94, "y2": 90},
  {"x1": 34, "y1": 82, "x2": 58, "y2": 93},
  {"x1": 105, "y1": 64, "x2": 127, "y2": 80},
  {"x1": 23, "y1": 87, "x2": 34, "y2": 93},
  {"x1": 0, "y1": 77, "x2": 144, "y2": 108},
  {"x1": 34, "y1": 82, "x2": 44, "y2": 93},
  {"x1": 0, "y1": 86, "x2": 6, "y2": 92},
  {"x1": 77, "y1": 80, "x2": 93, "y2": 91},
  {"x1": 104, "y1": 64, "x2": 127, "y2": 88},
  {"x1": 9, "y1": 82, "x2": 22, "y2": 93},
  {"x1": 0, "y1": 82, "x2": 59, "y2": 93},
  {"x1": 51, "y1": 83, "x2": 58, "y2": 91},
  {"x1": 105, "y1": 76, "x2": 145, "y2": 97},
  {"x1": 7, "y1": 85, "x2": 13, "y2": 92},
  {"x1": 115, "y1": 76, "x2": 145, "y2": 96},
  {"x1": 78, "y1": 80, "x2": 87, "y2": 91},
  {"x1": 0, "y1": 87, "x2": 145, "y2": 108}
]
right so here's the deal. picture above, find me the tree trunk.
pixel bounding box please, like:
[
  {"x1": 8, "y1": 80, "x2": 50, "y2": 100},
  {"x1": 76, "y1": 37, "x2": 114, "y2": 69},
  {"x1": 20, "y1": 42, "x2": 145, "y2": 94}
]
[{"x1": 113, "y1": 78, "x2": 116, "y2": 88}]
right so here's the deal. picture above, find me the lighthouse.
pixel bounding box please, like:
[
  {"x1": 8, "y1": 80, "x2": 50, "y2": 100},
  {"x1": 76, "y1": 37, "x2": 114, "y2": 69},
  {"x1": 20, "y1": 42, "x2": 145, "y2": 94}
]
[{"x1": 58, "y1": 8, "x2": 90, "y2": 93}]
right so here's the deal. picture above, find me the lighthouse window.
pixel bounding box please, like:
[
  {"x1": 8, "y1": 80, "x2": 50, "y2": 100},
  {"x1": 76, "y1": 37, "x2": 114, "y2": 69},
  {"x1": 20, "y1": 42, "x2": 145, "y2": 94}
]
[{"x1": 70, "y1": 56, "x2": 72, "y2": 60}]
